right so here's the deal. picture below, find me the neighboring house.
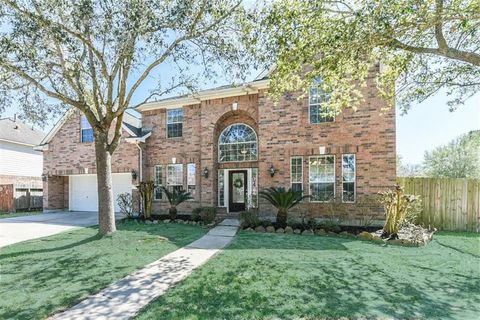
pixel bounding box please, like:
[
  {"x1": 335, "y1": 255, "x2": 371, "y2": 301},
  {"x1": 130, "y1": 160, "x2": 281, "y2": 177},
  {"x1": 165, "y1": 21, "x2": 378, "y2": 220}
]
[
  {"x1": 38, "y1": 66, "x2": 396, "y2": 220},
  {"x1": 0, "y1": 117, "x2": 45, "y2": 188},
  {"x1": 0, "y1": 117, "x2": 45, "y2": 212}
]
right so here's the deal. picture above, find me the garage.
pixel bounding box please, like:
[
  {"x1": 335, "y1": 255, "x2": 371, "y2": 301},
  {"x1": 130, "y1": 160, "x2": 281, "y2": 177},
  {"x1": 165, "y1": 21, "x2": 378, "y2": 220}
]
[{"x1": 69, "y1": 173, "x2": 132, "y2": 212}]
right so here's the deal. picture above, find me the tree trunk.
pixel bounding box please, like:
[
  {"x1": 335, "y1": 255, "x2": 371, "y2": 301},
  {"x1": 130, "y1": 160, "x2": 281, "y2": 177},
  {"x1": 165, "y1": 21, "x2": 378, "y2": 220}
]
[
  {"x1": 169, "y1": 206, "x2": 177, "y2": 220},
  {"x1": 94, "y1": 131, "x2": 117, "y2": 235},
  {"x1": 276, "y1": 208, "x2": 288, "y2": 228}
]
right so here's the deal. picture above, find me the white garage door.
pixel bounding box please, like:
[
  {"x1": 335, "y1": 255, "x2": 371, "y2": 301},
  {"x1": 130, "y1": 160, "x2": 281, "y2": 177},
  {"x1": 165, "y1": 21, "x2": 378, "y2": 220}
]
[{"x1": 70, "y1": 173, "x2": 132, "y2": 212}]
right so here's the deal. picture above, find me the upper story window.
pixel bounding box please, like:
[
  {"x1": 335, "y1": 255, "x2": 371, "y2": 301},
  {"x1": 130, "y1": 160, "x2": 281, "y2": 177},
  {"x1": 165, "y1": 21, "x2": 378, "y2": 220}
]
[
  {"x1": 218, "y1": 124, "x2": 258, "y2": 162},
  {"x1": 167, "y1": 108, "x2": 183, "y2": 138},
  {"x1": 309, "y1": 78, "x2": 334, "y2": 124},
  {"x1": 80, "y1": 115, "x2": 94, "y2": 143}
]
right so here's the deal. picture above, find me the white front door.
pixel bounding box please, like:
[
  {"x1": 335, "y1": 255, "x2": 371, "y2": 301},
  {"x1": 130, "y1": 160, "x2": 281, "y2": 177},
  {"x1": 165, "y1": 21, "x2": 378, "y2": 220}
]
[{"x1": 70, "y1": 173, "x2": 132, "y2": 212}]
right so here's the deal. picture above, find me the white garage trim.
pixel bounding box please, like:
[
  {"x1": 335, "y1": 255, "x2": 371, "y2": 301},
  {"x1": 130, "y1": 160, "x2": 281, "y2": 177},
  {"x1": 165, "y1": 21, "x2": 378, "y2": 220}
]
[{"x1": 69, "y1": 173, "x2": 132, "y2": 212}]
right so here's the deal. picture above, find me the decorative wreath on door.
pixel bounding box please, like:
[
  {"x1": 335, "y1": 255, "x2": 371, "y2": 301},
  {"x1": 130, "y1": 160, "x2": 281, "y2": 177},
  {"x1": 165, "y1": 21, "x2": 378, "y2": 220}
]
[{"x1": 233, "y1": 178, "x2": 244, "y2": 188}]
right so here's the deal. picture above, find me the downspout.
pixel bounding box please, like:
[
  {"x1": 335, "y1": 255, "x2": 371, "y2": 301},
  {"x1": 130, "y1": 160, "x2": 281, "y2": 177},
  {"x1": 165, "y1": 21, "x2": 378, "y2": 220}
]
[{"x1": 136, "y1": 142, "x2": 143, "y2": 182}]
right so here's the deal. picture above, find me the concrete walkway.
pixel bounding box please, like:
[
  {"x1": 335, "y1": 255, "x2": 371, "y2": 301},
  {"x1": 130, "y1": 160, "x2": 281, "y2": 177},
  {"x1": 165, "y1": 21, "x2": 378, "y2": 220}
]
[
  {"x1": 51, "y1": 219, "x2": 240, "y2": 320},
  {"x1": 0, "y1": 211, "x2": 122, "y2": 248}
]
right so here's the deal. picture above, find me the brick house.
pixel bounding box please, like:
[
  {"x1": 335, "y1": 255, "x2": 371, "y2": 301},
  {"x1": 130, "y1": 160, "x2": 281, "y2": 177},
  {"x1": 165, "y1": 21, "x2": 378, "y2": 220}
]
[{"x1": 38, "y1": 67, "x2": 396, "y2": 221}]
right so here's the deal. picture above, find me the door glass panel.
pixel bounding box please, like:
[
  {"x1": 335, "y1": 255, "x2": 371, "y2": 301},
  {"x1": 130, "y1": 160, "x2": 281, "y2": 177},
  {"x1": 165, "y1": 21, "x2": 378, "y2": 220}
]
[{"x1": 231, "y1": 173, "x2": 245, "y2": 204}]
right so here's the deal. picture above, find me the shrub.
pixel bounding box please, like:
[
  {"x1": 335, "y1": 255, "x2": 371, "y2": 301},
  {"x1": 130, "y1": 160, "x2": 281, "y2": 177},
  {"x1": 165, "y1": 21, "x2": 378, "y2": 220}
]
[
  {"x1": 259, "y1": 187, "x2": 309, "y2": 228},
  {"x1": 194, "y1": 207, "x2": 217, "y2": 224},
  {"x1": 379, "y1": 185, "x2": 422, "y2": 239},
  {"x1": 137, "y1": 181, "x2": 155, "y2": 219},
  {"x1": 117, "y1": 193, "x2": 134, "y2": 218},
  {"x1": 161, "y1": 187, "x2": 193, "y2": 220},
  {"x1": 239, "y1": 210, "x2": 260, "y2": 228},
  {"x1": 191, "y1": 207, "x2": 202, "y2": 221}
]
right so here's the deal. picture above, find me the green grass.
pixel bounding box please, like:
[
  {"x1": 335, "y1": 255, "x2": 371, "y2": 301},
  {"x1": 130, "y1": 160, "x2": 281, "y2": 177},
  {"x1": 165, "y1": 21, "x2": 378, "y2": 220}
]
[
  {"x1": 0, "y1": 211, "x2": 42, "y2": 219},
  {"x1": 0, "y1": 220, "x2": 206, "y2": 320},
  {"x1": 137, "y1": 231, "x2": 480, "y2": 320}
]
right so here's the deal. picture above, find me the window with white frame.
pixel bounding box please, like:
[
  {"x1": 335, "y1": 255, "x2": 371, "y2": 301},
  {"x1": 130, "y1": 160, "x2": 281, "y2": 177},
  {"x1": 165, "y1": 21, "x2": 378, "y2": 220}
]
[
  {"x1": 154, "y1": 165, "x2": 163, "y2": 200},
  {"x1": 167, "y1": 108, "x2": 183, "y2": 138},
  {"x1": 218, "y1": 170, "x2": 225, "y2": 207},
  {"x1": 187, "y1": 163, "x2": 196, "y2": 198},
  {"x1": 290, "y1": 157, "x2": 303, "y2": 193},
  {"x1": 309, "y1": 155, "x2": 335, "y2": 202},
  {"x1": 342, "y1": 154, "x2": 356, "y2": 202},
  {"x1": 309, "y1": 78, "x2": 334, "y2": 124},
  {"x1": 80, "y1": 115, "x2": 94, "y2": 143},
  {"x1": 167, "y1": 164, "x2": 183, "y2": 193},
  {"x1": 218, "y1": 124, "x2": 258, "y2": 162}
]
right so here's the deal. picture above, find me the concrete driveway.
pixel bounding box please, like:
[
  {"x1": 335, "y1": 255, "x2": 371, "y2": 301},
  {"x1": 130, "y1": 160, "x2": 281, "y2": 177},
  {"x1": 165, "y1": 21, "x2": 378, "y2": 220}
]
[{"x1": 0, "y1": 211, "x2": 122, "y2": 248}]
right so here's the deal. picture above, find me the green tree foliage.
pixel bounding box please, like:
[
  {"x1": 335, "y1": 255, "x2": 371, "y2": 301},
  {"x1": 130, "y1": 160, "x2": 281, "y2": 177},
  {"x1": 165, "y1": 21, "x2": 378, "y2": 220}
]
[
  {"x1": 253, "y1": 0, "x2": 480, "y2": 114},
  {"x1": 423, "y1": 130, "x2": 480, "y2": 178},
  {"x1": 0, "y1": 0, "x2": 253, "y2": 234}
]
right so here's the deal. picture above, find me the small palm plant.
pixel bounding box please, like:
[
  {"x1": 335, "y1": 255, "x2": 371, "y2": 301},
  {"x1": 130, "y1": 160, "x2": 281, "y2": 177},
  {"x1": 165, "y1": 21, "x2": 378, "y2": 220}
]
[
  {"x1": 161, "y1": 187, "x2": 193, "y2": 220},
  {"x1": 259, "y1": 187, "x2": 309, "y2": 228}
]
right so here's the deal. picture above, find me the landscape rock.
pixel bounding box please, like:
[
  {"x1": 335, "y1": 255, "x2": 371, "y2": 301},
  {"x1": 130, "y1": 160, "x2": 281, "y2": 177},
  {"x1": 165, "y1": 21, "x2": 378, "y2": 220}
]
[
  {"x1": 245, "y1": 227, "x2": 254, "y2": 232},
  {"x1": 163, "y1": 219, "x2": 170, "y2": 224},
  {"x1": 145, "y1": 220, "x2": 152, "y2": 224},
  {"x1": 276, "y1": 228, "x2": 285, "y2": 234},
  {"x1": 315, "y1": 229, "x2": 326, "y2": 235},
  {"x1": 266, "y1": 226, "x2": 275, "y2": 233},
  {"x1": 371, "y1": 223, "x2": 435, "y2": 246},
  {"x1": 358, "y1": 231, "x2": 374, "y2": 240},
  {"x1": 284, "y1": 226, "x2": 294, "y2": 234},
  {"x1": 294, "y1": 229, "x2": 301, "y2": 234},
  {"x1": 255, "y1": 226, "x2": 266, "y2": 233},
  {"x1": 152, "y1": 220, "x2": 158, "y2": 224},
  {"x1": 302, "y1": 229, "x2": 314, "y2": 236}
]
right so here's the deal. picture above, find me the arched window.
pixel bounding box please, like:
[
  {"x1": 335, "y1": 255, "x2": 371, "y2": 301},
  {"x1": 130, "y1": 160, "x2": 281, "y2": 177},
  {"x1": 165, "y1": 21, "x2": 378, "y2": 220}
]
[{"x1": 218, "y1": 124, "x2": 258, "y2": 162}]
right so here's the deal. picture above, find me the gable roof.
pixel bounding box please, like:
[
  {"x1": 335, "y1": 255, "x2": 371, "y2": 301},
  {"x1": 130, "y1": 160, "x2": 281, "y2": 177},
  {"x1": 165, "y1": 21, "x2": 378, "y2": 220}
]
[
  {"x1": 136, "y1": 78, "x2": 270, "y2": 112},
  {"x1": 0, "y1": 117, "x2": 45, "y2": 146},
  {"x1": 36, "y1": 109, "x2": 144, "y2": 149}
]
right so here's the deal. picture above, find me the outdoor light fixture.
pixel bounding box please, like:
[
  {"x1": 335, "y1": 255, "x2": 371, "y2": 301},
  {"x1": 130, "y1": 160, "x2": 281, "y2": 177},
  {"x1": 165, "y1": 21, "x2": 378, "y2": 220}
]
[
  {"x1": 131, "y1": 169, "x2": 138, "y2": 180},
  {"x1": 203, "y1": 167, "x2": 209, "y2": 178},
  {"x1": 269, "y1": 164, "x2": 277, "y2": 177},
  {"x1": 41, "y1": 173, "x2": 48, "y2": 182}
]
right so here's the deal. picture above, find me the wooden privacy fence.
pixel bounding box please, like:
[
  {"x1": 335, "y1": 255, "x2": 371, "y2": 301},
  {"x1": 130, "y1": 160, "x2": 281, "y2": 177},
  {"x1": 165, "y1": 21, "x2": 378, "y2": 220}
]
[
  {"x1": 0, "y1": 184, "x2": 43, "y2": 213},
  {"x1": 397, "y1": 177, "x2": 480, "y2": 232}
]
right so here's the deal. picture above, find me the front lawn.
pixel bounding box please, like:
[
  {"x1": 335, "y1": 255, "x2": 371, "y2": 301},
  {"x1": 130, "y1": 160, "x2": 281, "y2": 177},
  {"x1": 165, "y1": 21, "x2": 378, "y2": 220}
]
[
  {"x1": 0, "y1": 211, "x2": 42, "y2": 219},
  {"x1": 137, "y1": 231, "x2": 480, "y2": 320},
  {"x1": 0, "y1": 220, "x2": 206, "y2": 319}
]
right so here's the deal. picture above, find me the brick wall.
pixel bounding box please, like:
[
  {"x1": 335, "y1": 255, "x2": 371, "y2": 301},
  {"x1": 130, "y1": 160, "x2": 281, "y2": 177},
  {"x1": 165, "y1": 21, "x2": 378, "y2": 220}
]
[
  {"x1": 44, "y1": 71, "x2": 396, "y2": 220},
  {"x1": 43, "y1": 110, "x2": 140, "y2": 210},
  {"x1": 143, "y1": 70, "x2": 395, "y2": 220}
]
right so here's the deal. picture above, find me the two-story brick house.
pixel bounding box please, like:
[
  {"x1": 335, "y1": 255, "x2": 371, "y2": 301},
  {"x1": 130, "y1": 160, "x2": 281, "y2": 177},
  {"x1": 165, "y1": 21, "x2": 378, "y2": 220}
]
[{"x1": 39, "y1": 67, "x2": 396, "y2": 221}]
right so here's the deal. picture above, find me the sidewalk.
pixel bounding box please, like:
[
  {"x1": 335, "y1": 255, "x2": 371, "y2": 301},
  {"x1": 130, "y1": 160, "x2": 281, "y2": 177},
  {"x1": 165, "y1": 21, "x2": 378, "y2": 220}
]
[{"x1": 50, "y1": 219, "x2": 240, "y2": 320}]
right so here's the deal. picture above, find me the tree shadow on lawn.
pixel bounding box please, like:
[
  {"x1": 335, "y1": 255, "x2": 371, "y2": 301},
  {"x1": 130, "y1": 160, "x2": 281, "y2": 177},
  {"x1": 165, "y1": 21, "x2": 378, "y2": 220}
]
[
  {"x1": 137, "y1": 232, "x2": 480, "y2": 320},
  {"x1": 0, "y1": 222, "x2": 206, "y2": 320}
]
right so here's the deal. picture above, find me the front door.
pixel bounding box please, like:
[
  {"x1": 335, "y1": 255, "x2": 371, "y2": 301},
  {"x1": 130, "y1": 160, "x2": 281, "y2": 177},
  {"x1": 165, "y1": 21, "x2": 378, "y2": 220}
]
[{"x1": 229, "y1": 170, "x2": 247, "y2": 212}]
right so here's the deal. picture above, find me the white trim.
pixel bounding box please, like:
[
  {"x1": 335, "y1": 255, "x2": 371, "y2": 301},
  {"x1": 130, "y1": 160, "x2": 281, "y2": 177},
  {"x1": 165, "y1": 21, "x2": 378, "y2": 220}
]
[
  {"x1": 121, "y1": 123, "x2": 137, "y2": 137},
  {"x1": 0, "y1": 138, "x2": 38, "y2": 147},
  {"x1": 308, "y1": 155, "x2": 336, "y2": 203},
  {"x1": 137, "y1": 79, "x2": 270, "y2": 111},
  {"x1": 125, "y1": 132, "x2": 151, "y2": 144},
  {"x1": 38, "y1": 109, "x2": 75, "y2": 146},
  {"x1": 341, "y1": 154, "x2": 356, "y2": 203},
  {"x1": 154, "y1": 165, "x2": 163, "y2": 201},
  {"x1": 290, "y1": 156, "x2": 303, "y2": 193},
  {"x1": 218, "y1": 123, "x2": 258, "y2": 163},
  {"x1": 166, "y1": 108, "x2": 184, "y2": 139},
  {"x1": 308, "y1": 82, "x2": 335, "y2": 124},
  {"x1": 220, "y1": 168, "x2": 254, "y2": 213}
]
